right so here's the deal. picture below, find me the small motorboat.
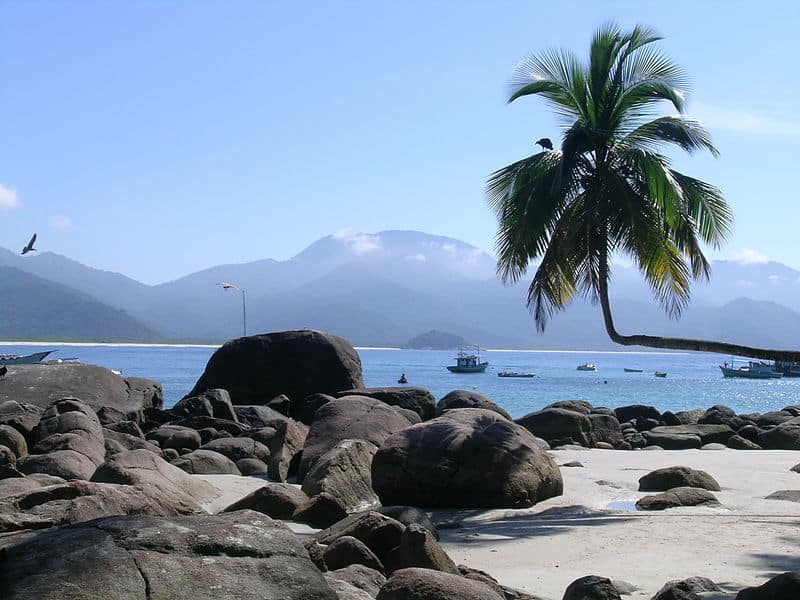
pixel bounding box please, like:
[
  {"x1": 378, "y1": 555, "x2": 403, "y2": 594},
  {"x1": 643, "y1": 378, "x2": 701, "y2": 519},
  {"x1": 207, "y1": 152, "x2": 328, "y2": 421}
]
[
  {"x1": 397, "y1": 374, "x2": 408, "y2": 384},
  {"x1": 576, "y1": 363, "x2": 597, "y2": 371},
  {"x1": 498, "y1": 371, "x2": 536, "y2": 378},
  {"x1": 624, "y1": 368, "x2": 643, "y2": 373},
  {"x1": 0, "y1": 350, "x2": 56, "y2": 365},
  {"x1": 654, "y1": 371, "x2": 667, "y2": 378}
]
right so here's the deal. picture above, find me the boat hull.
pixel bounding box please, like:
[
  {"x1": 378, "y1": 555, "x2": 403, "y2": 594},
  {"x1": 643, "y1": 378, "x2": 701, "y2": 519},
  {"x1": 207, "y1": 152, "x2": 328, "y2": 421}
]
[
  {"x1": 447, "y1": 363, "x2": 489, "y2": 373},
  {"x1": 498, "y1": 372, "x2": 535, "y2": 378},
  {"x1": 719, "y1": 365, "x2": 783, "y2": 379},
  {"x1": 624, "y1": 368, "x2": 643, "y2": 373},
  {"x1": 0, "y1": 351, "x2": 54, "y2": 365}
]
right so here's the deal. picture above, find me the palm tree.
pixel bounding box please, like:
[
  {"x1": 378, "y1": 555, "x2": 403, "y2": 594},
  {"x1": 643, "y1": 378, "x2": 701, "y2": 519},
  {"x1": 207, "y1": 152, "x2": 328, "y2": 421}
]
[{"x1": 489, "y1": 23, "x2": 800, "y2": 362}]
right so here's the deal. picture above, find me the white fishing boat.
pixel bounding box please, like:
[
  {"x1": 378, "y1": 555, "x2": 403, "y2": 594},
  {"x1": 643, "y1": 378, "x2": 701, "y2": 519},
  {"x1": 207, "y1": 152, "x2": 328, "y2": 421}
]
[
  {"x1": 498, "y1": 371, "x2": 536, "y2": 378},
  {"x1": 719, "y1": 360, "x2": 783, "y2": 379},
  {"x1": 576, "y1": 363, "x2": 597, "y2": 371}
]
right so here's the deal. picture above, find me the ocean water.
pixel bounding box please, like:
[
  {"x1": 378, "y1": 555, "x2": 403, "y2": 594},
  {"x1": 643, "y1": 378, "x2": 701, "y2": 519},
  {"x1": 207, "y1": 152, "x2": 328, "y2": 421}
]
[{"x1": 2, "y1": 344, "x2": 799, "y2": 418}]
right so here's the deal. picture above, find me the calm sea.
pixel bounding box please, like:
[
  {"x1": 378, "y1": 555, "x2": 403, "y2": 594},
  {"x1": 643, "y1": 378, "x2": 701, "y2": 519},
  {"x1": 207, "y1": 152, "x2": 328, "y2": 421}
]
[{"x1": 2, "y1": 344, "x2": 799, "y2": 418}]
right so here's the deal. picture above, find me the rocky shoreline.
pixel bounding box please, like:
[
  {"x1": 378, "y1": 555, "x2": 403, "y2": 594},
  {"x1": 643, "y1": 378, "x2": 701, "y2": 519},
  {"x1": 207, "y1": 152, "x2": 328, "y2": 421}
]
[{"x1": 0, "y1": 330, "x2": 798, "y2": 599}]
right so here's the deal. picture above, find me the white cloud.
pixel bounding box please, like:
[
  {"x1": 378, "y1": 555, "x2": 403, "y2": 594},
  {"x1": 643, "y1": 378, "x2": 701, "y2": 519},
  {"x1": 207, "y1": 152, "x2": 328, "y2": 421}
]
[
  {"x1": 50, "y1": 215, "x2": 72, "y2": 230},
  {"x1": 0, "y1": 184, "x2": 19, "y2": 210},
  {"x1": 692, "y1": 102, "x2": 800, "y2": 136},
  {"x1": 333, "y1": 230, "x2": 380, "y2": 255},
  {"x1": 405, "y1": 253, "x2": 427, "y2": 263},
  {"x1": 768, "y1": 274, "x2": 781, "y2": 282},
  {"x1": 441, "y1": 243, "x2": 457, "y2": 255},
  {"x1": 731, "y1": 248, "x2": 769, "y2": 265}
]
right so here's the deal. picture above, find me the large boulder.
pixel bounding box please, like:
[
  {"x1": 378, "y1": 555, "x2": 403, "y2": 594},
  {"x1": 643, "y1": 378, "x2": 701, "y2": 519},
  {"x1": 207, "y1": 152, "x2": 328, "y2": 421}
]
[
  {"x1": 91, "y1": 449, "x2": 218, "y2": 513},
  {"x1": 224, "y1": 483, "x2": 309, "y2": 519},
  {"x1": 186, "y1": 330, "x2": 364, "y2": 411},
  {"x1": 615, "y1": 404, "x2": 661, "y2": 423},
  {"x1": 323, "y1": 536, "x2": 384, "y2": 573},
  {"x1": 103, "y1": 427, "x2": 161, "y2": 457},
  {"x1": 337, "y1": 387, "x2": 436, "y2": 421},
  {"x1": 376, "y1": 568, "x2": 504, "y2": 600},
  {"x1": 299, "y1": 396, "x2": 414, "y2": 479},
  {"x1": 586, "y1": 413, "x2": 623, "y2": 447},
  {"x1": 436, "y1": 390, "x2": 511, "y2": 420},
  {"x1": 516, "y1": 408, "x2": 594, "y2": 447},
  {"x1": 326, "y1": 565, "x2": 386, "y2": 598},
  {"x1": 642, "y1": 431, "x2": 701, "y2": 450},
  {"x1": 0, "y1": 479, "x2": 176, "y2": 533},
  {"x1": 639, "y1": 466, "x2": 721, "y2": 492},
  {"x1": 302, "y1": 439, "x2": 380, "y2": 512},
  {"x1": 0, "y1": 511, "x2": 338, "y2": 600},
  {"x1": 736, "y1": 571, "x2": 800, "y2": 599},
  {"x1": 235, "y1": 405, "x2": 290, "y2": 429},
  {"x1": 0, "y1": 364, "x2": 162, "y2": 418},
  {"x1": 292, "y1": 492, "x2": 348, "y2": 528},
  {"x1": 0, "y1": 424, "x2": 27, "y2": 458},
  {"x1": 547, "y1": 400, "x2": 593, "y2": 415},
  {"x1": 373, "y1": 409, "x2": 563, "y2": 508}
]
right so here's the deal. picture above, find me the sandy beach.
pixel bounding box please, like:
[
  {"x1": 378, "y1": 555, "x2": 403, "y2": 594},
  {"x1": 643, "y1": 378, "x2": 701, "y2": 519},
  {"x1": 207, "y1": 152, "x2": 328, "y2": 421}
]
[
  {"x1": 437, "y1": 448, "x2": 800, "y2": 599},
  {"x1": 197, "y1": 448, "x2": 800, "y2": 599}
]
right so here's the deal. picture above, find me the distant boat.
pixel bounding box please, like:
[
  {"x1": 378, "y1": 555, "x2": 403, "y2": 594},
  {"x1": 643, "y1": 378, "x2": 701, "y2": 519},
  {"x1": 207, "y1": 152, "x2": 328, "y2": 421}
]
[
  {"x1": 720, "y1": 360, "x2": 783, "y2": 379},
  {"x1": 624, "y1": 368, "x2": 643, "y2": 373},
  {"x1": 654, "y1": 371, "x2": 667, "y2": 378},
  {"x1": 447, "y1": 347, "x2": 489, "y2": 373},
  {"x1": 576, "y1": 363, "x2": 597, "y2": 371},
  {"x1": 498, "y1": 371, "x2": 536, "y2": 378},
  {"x1": 0, "y1": 350, "x2": 55, "y2": 365}
]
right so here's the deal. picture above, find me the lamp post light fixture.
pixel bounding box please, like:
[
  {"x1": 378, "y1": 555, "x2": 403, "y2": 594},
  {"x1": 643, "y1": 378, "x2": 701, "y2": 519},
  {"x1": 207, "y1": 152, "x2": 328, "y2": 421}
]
[{"x1": 219, "y1": 282, "x2": 247, "y2": 337}]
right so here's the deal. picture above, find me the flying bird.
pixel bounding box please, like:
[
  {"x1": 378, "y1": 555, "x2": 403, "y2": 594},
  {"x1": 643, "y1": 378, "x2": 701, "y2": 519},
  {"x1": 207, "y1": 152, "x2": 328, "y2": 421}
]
[
  {"x1": 21, "y1": 233, "x2": 37, "y2": 255},
  {"x1": 535, "y1": 138, "x2": 553, "y2": 151}
]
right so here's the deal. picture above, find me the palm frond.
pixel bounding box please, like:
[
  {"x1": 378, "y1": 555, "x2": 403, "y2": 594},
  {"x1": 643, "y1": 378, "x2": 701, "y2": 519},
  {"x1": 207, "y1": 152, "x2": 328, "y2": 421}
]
[{"x1": 616, "y1": 116, "x2": 718, "y2": 155}]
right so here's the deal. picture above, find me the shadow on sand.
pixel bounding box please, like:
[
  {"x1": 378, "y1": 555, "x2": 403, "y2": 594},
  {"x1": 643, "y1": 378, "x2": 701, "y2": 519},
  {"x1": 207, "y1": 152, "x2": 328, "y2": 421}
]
[{"x1": 433, "y1": 504, "x2": 637, "y2": 545}]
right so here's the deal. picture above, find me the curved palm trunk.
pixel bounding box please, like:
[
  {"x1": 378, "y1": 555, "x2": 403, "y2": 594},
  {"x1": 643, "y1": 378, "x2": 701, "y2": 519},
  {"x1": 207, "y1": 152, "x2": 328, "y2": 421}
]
[{"x1": 597, "y1": 252, "x2": 800, "y2": 363}]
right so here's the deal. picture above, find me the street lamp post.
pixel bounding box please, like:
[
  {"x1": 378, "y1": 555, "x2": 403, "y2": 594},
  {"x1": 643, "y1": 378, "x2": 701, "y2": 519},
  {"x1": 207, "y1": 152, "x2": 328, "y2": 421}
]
[{"x1": 219, "y1": 282, "x2": 247, "y2": 337}]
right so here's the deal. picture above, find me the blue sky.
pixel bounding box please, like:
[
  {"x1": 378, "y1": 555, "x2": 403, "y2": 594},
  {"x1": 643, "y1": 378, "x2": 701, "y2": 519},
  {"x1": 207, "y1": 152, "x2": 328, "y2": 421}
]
[{"x1": 1, "y1": 1, "x2": 799, "y2": 284}]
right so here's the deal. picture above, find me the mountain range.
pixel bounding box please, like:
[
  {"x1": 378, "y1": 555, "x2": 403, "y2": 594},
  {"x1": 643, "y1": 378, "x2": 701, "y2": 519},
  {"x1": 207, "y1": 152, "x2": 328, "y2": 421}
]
[{"x1": 3, "y1": 229, "x2": 800, "y2": 350}]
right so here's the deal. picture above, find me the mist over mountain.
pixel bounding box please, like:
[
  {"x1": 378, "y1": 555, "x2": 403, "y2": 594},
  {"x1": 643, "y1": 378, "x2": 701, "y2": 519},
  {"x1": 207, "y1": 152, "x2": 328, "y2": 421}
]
[{"x1": 3, "y1": 229, "x2": 800, "y2": 350}]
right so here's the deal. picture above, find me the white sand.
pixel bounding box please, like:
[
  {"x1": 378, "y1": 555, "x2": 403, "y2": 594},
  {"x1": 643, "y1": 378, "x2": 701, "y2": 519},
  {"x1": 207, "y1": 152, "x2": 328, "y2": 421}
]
[
  {"x1": 437, "y1": 448, "x2": 800, "y2": 599},
  {"x1": 194, "y1": 449, "x2": 800, "y2": 599}
]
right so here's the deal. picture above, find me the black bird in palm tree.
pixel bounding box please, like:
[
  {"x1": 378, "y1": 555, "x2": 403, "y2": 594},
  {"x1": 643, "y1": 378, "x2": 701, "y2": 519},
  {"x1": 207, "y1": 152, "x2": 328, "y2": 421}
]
[
  {"x1": 21, "y1": 233, "x2": 37, "y2": 255},
  {"x1": 0, "y1": 366, "x2": 7, "y2": 379},
  {"x1": 535, "y1": 138, "x2": 553, "y2": 151}
]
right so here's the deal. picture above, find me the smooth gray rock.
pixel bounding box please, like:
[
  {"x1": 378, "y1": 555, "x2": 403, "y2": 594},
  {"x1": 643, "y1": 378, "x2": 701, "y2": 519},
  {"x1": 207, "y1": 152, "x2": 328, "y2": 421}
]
[
  {"x1": 379, "y1": 506, "x2": 438, "y2": 540},
  {"x1": 373, "y1": 409, "x2": 563, "y2": 508},
  {"x1": 643, "y1": 431, "x2": 702, "y2": 450},
  {"x1": 337, "y1": 387, "x2": 436, "y2": 421},
  {"x1": 171, "y1": 449, "x2": 241, "y2": 475},
  {"x1": 651, "y1": 576, "x2": 720, "y2": 600},
  {"x1": 235, "y1": 405, "x2": 290, "y2": 429},
  {"x1": 765, "y1": 490, "x2": 800, "y2": 503},
  {"x1": 758, "y1": 417, "x2": 800, "y2": 449},
  {"x1": 638, "y1": 466, "x2": 721, "y2": 492},
  {"x1": 326, "y1": 564, "x2": 386, "y2": 598},
  {"x1": 0, "y1": 400, "x2": 43, "y2": 437},
  {"x1": 324, "y1": 536, "x2": 384, "y2": 573},
  {"x1": 146, "y1": 425, "x2": 202, "y2": 451},
  {"x1": 186, "y1": 330, "x2": 364, "y2": 411},
  {"x1": 299, "y1": 396, "x2": 413, "y2": 479},
  {"x1": 0, "y1": 363, "x2": 162, "y2": 417},
  {"x1": 0, "y1": 510, "x2": 338, "y2": 599},
  {"x1": 293, "y1": 492, "x2": 349, "y2": 529},
  {"x1": 200, "y1": 436, "x2": 270, "y2": 462},
  {"x1": 315, "y1": 512, "x2": 406, "y2": 562},
  {"x1": 647, "y1": 424, "x2": 734, "y2": 445},
  {"x1": 224, "y1": 483, "x2": 309, "y2": 519},
  {"x1": 302, "y1": 439, "x2": 380, "y2": 512},
  {"x1": 736, "y1": 571, "x2": 800, "y2": 599},
  {"x1": 516, "y1": 408, "x2": 594, "y2": 447},
  {"x1": 383, "y1": 524, "x2": 458, "y2": 575},
  {"x1": 91, "y1": 449, "x2": 217, "y2": 514},
  {"x1": 563, "y1": 575, "x2": 621, "y2": 600},
  {"x1": 437, "y1": 390, "x2": 511, "y2": 420},
  {"x1": 237, "y1": 457, "x2": 270, "y2": 475},
  {"x1": 0, "y1": 424, "x2": 27, "y2": 458},
  {"x1": 636, "y1": 487, "x2": 720, "y2": 510},
  {"x1": 376, "y1": 568, "x2": 504, "y2": 600},
  {"x1": 268, "y1": 417, "x2": 308, "y2": 482},
  {"x1": 172, "y1": 388, "x2": 238, "y2": 422}
]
